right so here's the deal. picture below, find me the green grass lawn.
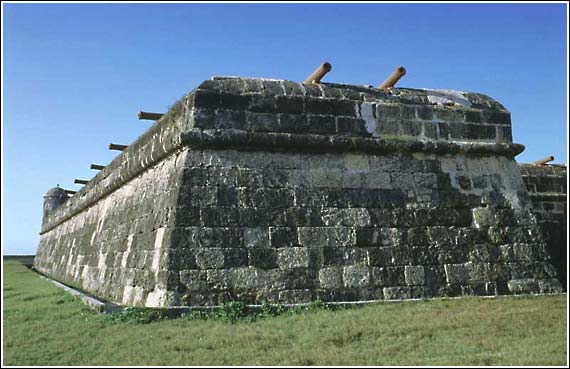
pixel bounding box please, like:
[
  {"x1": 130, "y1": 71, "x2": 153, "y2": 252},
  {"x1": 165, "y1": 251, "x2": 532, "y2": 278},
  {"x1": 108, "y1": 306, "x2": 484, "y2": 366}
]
[{"x1": 3, "y1": 260, "x2": 568, "y2": 366}]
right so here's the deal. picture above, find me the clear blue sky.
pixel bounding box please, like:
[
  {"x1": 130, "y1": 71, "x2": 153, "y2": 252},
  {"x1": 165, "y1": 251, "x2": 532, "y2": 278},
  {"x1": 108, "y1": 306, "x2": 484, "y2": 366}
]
[{"x1": 2, "y1": 3, "x2": 567, "y2": 255}]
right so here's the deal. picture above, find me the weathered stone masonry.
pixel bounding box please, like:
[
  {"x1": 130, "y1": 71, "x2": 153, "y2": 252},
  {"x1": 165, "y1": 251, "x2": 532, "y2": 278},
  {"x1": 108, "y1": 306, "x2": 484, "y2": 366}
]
[
  {"x1": 519, "y1": 164, "x2": 567, "y2": 288},
  {"x1": 34, "y1": 77, "x2": 563, "y2": 307}
]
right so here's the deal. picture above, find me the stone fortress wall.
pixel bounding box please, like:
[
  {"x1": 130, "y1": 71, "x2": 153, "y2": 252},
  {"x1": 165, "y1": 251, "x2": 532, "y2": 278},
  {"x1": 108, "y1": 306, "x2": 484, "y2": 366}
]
[
  {"x1": 519, "y1": 163, "x2": 567, "y2": 288},
  {"x1": 34, "y1": 77, "x2": 564, "y2": 307}
]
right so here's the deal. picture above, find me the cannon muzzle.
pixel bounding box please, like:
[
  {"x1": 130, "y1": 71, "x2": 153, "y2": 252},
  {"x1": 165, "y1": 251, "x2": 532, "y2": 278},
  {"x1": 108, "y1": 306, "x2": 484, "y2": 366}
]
[
  {"x1": 138, "y1": 111, "x2": 164, "y2": 121},
  {"x1": 379, "y1": 66, "x2": 406, "y2": 90},
  {"x1": 532, "y1": 156, "x2": 555, "y2": 166},
  {"x1": 74, "y1": 179, "x2": 89, "y2": 185},
  {"x1": 109, "y1": 143, "x2": 128, "y2": 151},
  {"x1": 90, "y1": 164, "x2": 105, "y2": 170},
  {"x1": 303, "y1": 62, "x2": 332, "y2": 85}
]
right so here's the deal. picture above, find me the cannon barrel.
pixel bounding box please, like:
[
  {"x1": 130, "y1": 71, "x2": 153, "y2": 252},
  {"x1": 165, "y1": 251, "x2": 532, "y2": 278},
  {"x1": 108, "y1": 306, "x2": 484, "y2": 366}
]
[
  {"x1": 138, "y1": 111, "x2": 164, "y2": 121},
  {"x1": 109, "y1": 143, "x2": 128, "y2": 151},
  {"x1": 64, "y1": 189, "x2": 77, "y2": 195},
  {"x1": 303, "y1": 62, "x2": 332, "y2": 85},
  {"x1": 379, "y1": 66, "x2": 407, "y2": 90},
  {"x1": 74, "y1": 179, "x2": 89, "y2": 185},
  {"x1": 90, "y1": 164, "x2": 105, "y2": 170},
  {"x1": 532, "y1": 156, "x2": 555, "y2": 166}
]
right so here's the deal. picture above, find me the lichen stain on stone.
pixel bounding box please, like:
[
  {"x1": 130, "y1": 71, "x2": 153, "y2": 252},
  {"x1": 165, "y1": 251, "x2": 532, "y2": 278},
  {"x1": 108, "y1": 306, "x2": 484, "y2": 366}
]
[
  {"x1": 357, "y1": 102, "x2": 377, "y2": 136},
  {"x1": 152, "y1": 227, "x2": 166, "y2": 275},
  {"x1": 424, "y1": 89, "x2": 472, "y2": 107}
]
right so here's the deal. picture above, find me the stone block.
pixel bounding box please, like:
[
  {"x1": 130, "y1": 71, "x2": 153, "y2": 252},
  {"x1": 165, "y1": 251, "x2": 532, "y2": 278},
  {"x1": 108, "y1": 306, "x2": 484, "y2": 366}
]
[
  {"x1": 243, "y1": 227, "x2": 270, "y2": 248},
  {"x1": 245, "y1": 112, "x2": 280, "y2": 132},
  {"x1": 336, "y1": 117, "x2": 367, "y2": 136},
  {"x1": 344, "y1": 154, "x2": 370, "y2": 171},
  {"x1": 248, "y1": 248, "x2": 278, "y2": 269},
  {"x1": 444, "y1": 263, "x2": 470, "y2": 284},
  {"x1": 248, "y1": 94, "x2": 277, "y2": 113},
  {"x1": 238, "y1": 188, "x2": 295, "y2": 208},
  {"x1": 376, "y1": 119, "x2": 400, "y2": 135},
  {"x1": 278, "y1": 289, "x2": 313, "y2": 303},
  {"x1": 467, "y1": 262, "x2": 490, "y2": 283},
  {"x1": 310, "y1": 169, "x2": 343, "y2": 188},
  {"x1": 279, "y1": 114, "x2": 310, "y2": 133},
  {"x1": 538, "y1": 279, "x2": 564, "y2": 294},
  {"x1": 207, "y1": 168, "x2": 238, "y2": 186},
  {"x1": 342, "y1": 265, "x2": 371, "y2": 288},
  {"x1": 230, "y1": 267, "x2": 266, "y2": 290},
  {"x1": 416, "y1": 106, "x2": 433, "y2": 120},
  {"x1": 275, "y1": 96, "x2": 305, "y2": 114},
  {"x1": 413, "y1": 173, "x2": 438, "y2": 190},
  {"x1": 463, "y1": 109, "x2": 481, "y2": 123},
  {"x1": 217, "y1": 186, "x2": 238, "y2": 206},
  {"x1": 179, "y1": 270, "x2": 207, "y2": 291},
  {"x1": 322, "y1": 247, "x2": 365, "y2": 266},
  {"x1": 405, "y1": 265, "x2": 425, "y2": 285},
  {"x1": 512, "y1": 243, "x2": 534, "y2": 262},
  {"x1": 173, "y1": 207, "x2": 201, "y2": 227},
  {"x1": 305, "y1": 98, "x2": 334, "y2": 115},
  {"x1": 366, "y1": 209, "x2": 395, "y2": 227},
  {"x1": 280, "y1": 268, "x2": 317, "y2": 289},
  {"x1": 277, "y1": 247, "x2": 310, "y2": 268},
  {"x1": 269, "y1": 227, "x2": 299, "y2": 248},
  {"x1": 398, "y1": 120, "x2": 422, "y2": 137},
  {"x1": 496, "y1": 126, "x2": 512, "y2": 142},
  {"x1": 298, "y1": 227, "x2": 356, "y2": 248},
  {"x1": 362, "y1": 172, "x2": 392, "y2": 189},
  {"x1": 214, "y1": 109, "x2": 246, "y2": 130},
  {"x1": 168, "y1": 249, "x2": 198, "y2": 270},
  {"x1": 407, "y1": 227, "x2": 429, "y2": 246},
  {"x1": 376, "y1": 104, "x2": 401, "y2": 120},
  {"x1": 308, "y1": 115, "x2": 336, "y2": 134},
  {"x1": 200, "y1": 207, "x2": 239, "y2": 227},
  {"x1": 192, "y1": 89, "x2": 221, "y2": 108},
  {"x1": 472, "y1": 207, "x2": 495, "y2": 228},
  {"x1": 332, "y1": 99, "x2": 357, "y2": 116},
  {"x1": 223, "y1": 248, "x2": 248, "y2": 268},
  {"x1": 437, "y1": 122, "x2": 450, "y2": 140},
  {"x1": 507, "y1": 278, "x2": 540, "y2": 294},
  {"x1": 191, "y1": 108, "x2": 215, "y2": 129},
  {"x1": 368, "y1": 246, "x2": 411, "y2": 266},
  {"x1": 195, "y1": 248, "x2": 225, "y2": 269},
  {"x1": 481, "y1": 110, "x2": 511, "y2": 125},
  {"x1": 220, "y1": 92, "x2": 251, "y2": 110},
  {"x1": 464, "y1": 124, "x2": 497, "y2": 140},
  {"x1": 383, "y1": 286, "x2": 412, "y2": 300},
  {"x1": 422, "y1": 122, "x2": 438, "y2": 140},
  {"x1": 391, "y1": 172, "x2": 415, "y2": 191},
  {"x1": 318, "y1": 267, "x2": 343, "y2": 289},
  {"x1": 467, "y1": 244, "x2": 491, "y2": 263},
  {"x1": 372, "y1": 266, "x2": 405, "y2": 287},
  {"x1": 433, "y1": 108, "x2": 464, "y2": 123}
]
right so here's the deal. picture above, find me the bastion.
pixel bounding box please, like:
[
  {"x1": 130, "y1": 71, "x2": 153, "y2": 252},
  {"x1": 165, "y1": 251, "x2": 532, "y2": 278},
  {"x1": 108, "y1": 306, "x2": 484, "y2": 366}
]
[{"x1": 34, "y1": 76, "x2": 564, "y2": 307}]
